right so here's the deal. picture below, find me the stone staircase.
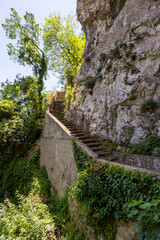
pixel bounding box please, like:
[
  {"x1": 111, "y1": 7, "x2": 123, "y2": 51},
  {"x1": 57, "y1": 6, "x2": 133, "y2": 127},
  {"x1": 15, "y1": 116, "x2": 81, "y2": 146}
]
[
  {"x1": 51, "y1": 92, "x2": 117, "y2": 160},
  {"x1": 50, "y1": 91, "x2": 160, "y2": 177}
]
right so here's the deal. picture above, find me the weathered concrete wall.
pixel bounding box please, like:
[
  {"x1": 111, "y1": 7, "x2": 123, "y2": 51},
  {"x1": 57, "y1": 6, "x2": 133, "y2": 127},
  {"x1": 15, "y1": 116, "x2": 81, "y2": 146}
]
[
  {"x1": 40, "y1": 109, "x2": 138, "y2": 239},
  {"x1": 40, "y1": 110, "x2": 77, "y2": 198}
]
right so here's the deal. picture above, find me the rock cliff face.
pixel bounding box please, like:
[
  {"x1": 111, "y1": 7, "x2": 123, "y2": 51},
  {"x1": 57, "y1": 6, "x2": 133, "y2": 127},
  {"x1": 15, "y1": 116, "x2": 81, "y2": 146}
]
[{"x1": 67, "y1": 0, "x2": 160, "y2": 145}]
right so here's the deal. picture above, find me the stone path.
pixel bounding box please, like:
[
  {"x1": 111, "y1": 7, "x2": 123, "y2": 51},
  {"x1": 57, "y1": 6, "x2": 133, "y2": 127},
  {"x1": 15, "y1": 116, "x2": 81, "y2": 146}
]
[{"x1": 51, "y1": 92, "x2": 160, "y2": 177}]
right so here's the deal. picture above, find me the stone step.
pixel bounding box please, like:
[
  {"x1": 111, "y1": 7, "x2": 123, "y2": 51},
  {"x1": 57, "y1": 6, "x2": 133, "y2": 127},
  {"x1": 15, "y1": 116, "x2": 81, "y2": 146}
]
[
  {"x1": 70, "y1": 131, "x2": 84, "y2": 134},
  {"x1": 84, "y1": 141, "x2": 102, "y2": 146},
  {"x1": 76, "y1": 135, "x2": 92, "y2": 140},
  {"x1": 97, "y1": 152, "x2": 108, "y2": 157},
  {"x1": 58, "y1": 120, "x2": 68, "y2": 123},
  {"x1": 90, "y1": 146, "x2": 106, "y2": 152},
  {"x1": 57, "y1": 118, "x2": 66, "y2": 121},
  {"x1": 83, "y1": 139, "x2": 99, "y2": 144},
  {"x1": 68, "y1": 128, "x2": 80, "y2": 131},
  {"x1": 72, "y1": 133, "x2": 86, "y2": 136}
]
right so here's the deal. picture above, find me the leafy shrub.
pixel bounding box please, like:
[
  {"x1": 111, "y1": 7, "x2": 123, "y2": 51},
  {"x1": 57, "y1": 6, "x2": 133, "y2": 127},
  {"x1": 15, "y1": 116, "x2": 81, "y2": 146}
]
[
  {"x1": 102, "y1": 139, "x2": 118, "y2": 152},
  {"x1": 2, "y1": 146, "x2": 42, "y2": 197},
  {"x1": 140, "y1": 99, "x2": 158, "y2": 114},
  {"x1": 71, "y1": 141, "x2": 160, "y2": 239},
  {"x1": 128, "y1": 95, "x2": 137, "y2": 100},
  {"x1": 84, "y1": 75, "x2": 96, "y2": 90},
  {"x1": 109, "y1": 47, "x2": 121, "y2": 60},
  {"x1": 0, "y1": 143, "x2": 86, "y2": 240},
  {"x1": 72, "y1": 140, "x2": 93, "y2": 172},
  {"x1": 125, "y1": 199, "x2": 160, "y2": 240},
  {"x1": 0, "y1": 100, "x2": 16, "y2": 121},
  {"x1": 123, "y1": 135, "x2": 160, "y2": 155},
  {"x1": 0, "y1": 193, "x2": 56, "y2": 240}
]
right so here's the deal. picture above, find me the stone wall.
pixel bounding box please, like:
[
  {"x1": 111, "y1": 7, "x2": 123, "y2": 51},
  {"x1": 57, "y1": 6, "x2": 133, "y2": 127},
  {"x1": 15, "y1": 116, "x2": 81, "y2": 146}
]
[
  {"x1": 40, "y1": 109, "x2": 138, "y2": 239},
  {"x1": 67, "y1": 0, "x2": 160, "y2": 146},
  {"x1": 40, "y1": 111, "x2": 77, "y2": 198},
  {"x1": 111, "y1": 151, "x2": 160, "y2": 177}
]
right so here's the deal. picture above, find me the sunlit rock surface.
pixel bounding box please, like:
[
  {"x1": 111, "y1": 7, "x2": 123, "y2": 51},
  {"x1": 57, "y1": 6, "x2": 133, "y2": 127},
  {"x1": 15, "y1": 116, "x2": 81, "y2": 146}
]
[{"x1": 67, "y1": 0, "x2": 160, "y2": 145}]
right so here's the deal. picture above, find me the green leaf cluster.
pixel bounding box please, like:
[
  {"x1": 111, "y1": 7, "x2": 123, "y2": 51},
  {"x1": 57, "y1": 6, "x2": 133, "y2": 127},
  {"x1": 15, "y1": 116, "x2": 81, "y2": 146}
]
[
  {"x1": 0, "y1": 77, "x2": 48, "y2": 162},
  {"x1": 140, "y1": 99, "x2": 158, "y2": 114},
  {"x1": 126, "y1": 199, "x2": 160, "y2": 240},
  {"x1": 122, "y1": 135, "x2": 160, "y2": 155},
  {"x1": 0, "y1": 144, "x2": 87, "y2": 240},
  {"x1": 72, "y1": 140, "x2": 93, "y2": 172},
  {"x1": 2, "y1": 8, "x2": 47, "y2": 114},
  {"x1": 71, "y1": 141, "x2": 160, "y2": 239},
  {"x1": 43, "y1": 14, "x2": 85, "y2": 84}
]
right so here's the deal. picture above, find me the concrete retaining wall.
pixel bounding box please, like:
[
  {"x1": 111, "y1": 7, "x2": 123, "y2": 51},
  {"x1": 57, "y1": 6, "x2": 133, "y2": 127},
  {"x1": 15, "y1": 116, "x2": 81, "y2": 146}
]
[
  {"x1": 41, "y1": 109, "x2": 160, "y2": 239},
  {"x1": 40, "y1": 111, "x2": 77, "y2": 198}
]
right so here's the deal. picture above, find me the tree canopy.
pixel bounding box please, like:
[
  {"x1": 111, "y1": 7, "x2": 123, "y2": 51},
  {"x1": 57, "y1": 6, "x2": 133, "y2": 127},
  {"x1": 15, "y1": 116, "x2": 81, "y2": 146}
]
[
  {"x1": 43, "y1": 14, "x2": 85, "y2": 85},
  {"x1": 2, "y1": 8, "x2": 47, "y2": 115},
  {"x1": 1, "y1": 9, "x2": 85, "y2": 161}
]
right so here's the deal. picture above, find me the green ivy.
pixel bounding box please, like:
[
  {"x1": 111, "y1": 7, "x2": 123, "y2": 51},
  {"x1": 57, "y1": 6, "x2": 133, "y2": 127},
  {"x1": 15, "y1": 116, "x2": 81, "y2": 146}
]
[
  {"x1": 71, "y1": 141, "x2": 160, "y2": 239},
  {"x1": 122, "y1": 135, "x2": 160, "y2": 155},
  {"x1": 72, "y1": 140, "x2": 93, "y2": 172},
  {"x1": 125, "y1": 199, "x2": 160, "y2": 240}
]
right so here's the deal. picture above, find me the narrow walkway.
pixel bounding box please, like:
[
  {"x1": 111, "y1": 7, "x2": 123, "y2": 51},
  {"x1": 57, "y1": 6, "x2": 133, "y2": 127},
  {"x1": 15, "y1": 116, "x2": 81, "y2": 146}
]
[
  {"x1": 50, "y1": 92, "x2": 160, "y2": 177},
  {"x1": 51, "y1": 92, "x2": 116, "y2": 160}
]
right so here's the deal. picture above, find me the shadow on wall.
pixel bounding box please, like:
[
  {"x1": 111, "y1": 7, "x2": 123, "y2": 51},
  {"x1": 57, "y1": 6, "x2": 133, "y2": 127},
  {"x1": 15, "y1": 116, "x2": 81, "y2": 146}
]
[{"x1": 111, "y1": 0, "x2": 127, "y2": 19}]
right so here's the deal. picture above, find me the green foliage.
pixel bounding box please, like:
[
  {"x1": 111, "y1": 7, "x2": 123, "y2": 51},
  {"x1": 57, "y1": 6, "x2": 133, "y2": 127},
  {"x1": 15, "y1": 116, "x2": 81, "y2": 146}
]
[
  {"x1": 102, "y1": 139, "x2": 118, "y2": 152},
  {"x1": 0, "y1": 100, "x2": 16, "y2": 120},
  {"x1": 123, "y1": 135, "x2": 160, "y2": 155},
  {"x1": 71, "y1": 141, "x2": 160, "y2": 239},
  {"x1": 140, "y1": 99, "x2": 158, "y2": 114},
  {"x1": 0, "y1": 78, "x2": 46, "y2": 162},
  {"x1": 125, "y1": 199, "x2": 160, "y2": 240},
  {"x1": 2, "y1": 8, "x2": 47, "y2": 114},
  {"x1": 109, "y1": 46, "x2": 121, "y2": 60},
  {"x1": 131, "y1": 67, "x2": 140, "y2": 75},
  {"x1": 72, "y1": 140, "x2": 93, "y2": 172},
  {"x1": 64, "y1": 84, "x2": 75, "y2": 112},
  {"x1": 105, "y1": 61, "x2": 113, "y2": 72},
  {"x1": 0, "y1": 146, "x2": 55, "y2": 240},
  {"x1": 2, "y1": 146, "x2": 41, "y2": 197},
  {"x1": 0, "y1": 144, "x2": 86, "y2": 240},
  {"x1": 43, "y1": 14, "x2": 85, "y2": 84},
  {"x1": 105, "y1": 24, "x2": 113, "y2": 31},
  {"x1": 128, "y1": 95, "x2": 137, "y2": 101},
  {"x1": 125, "y1": 50, "x2": 132, "y2": 58},
  {"x1": 0, "y1": 97, "x2": 25, "y2": 159},
  {"x1": 84, "y1": 75, "x2": 96, "y2": 90},
  {"x1": 0, "y1": 116, "x2": 24, "y2": 146},
  {"x1": 119, "y1": 41, "x2": 127, "y2": 49},
  {"x1": 0, "y1": 193, "x2": 56, "y2": 240},
  {"x1": 131, "y1": 54, "x2": 137, "y2": 61}
]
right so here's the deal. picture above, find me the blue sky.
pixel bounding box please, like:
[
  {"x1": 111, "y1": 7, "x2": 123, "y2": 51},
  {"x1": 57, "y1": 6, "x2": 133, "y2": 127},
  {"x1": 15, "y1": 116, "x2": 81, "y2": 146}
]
[{"x1": 0, "y1": 0, "x2": 77, "y2": 90}]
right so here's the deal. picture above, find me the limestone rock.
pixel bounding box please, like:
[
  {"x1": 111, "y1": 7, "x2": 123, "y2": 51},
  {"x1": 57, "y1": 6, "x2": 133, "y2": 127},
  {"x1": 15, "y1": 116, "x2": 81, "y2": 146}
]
[{"x1": 67, "y1": 0, "x2": 160, "y2": 145}]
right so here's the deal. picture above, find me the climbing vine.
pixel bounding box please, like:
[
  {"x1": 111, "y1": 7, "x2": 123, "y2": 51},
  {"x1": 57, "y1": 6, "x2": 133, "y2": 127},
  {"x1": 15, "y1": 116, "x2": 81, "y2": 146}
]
[{"x1": 71, "y1": 140, "x2": 160, "y2": 240}]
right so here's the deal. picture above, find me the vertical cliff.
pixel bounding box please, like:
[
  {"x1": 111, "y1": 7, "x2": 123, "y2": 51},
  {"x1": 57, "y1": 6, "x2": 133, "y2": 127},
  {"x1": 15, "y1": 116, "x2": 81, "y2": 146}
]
[{"x1": 67, "y1": 0, "x2": 160, "y2": 146}]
